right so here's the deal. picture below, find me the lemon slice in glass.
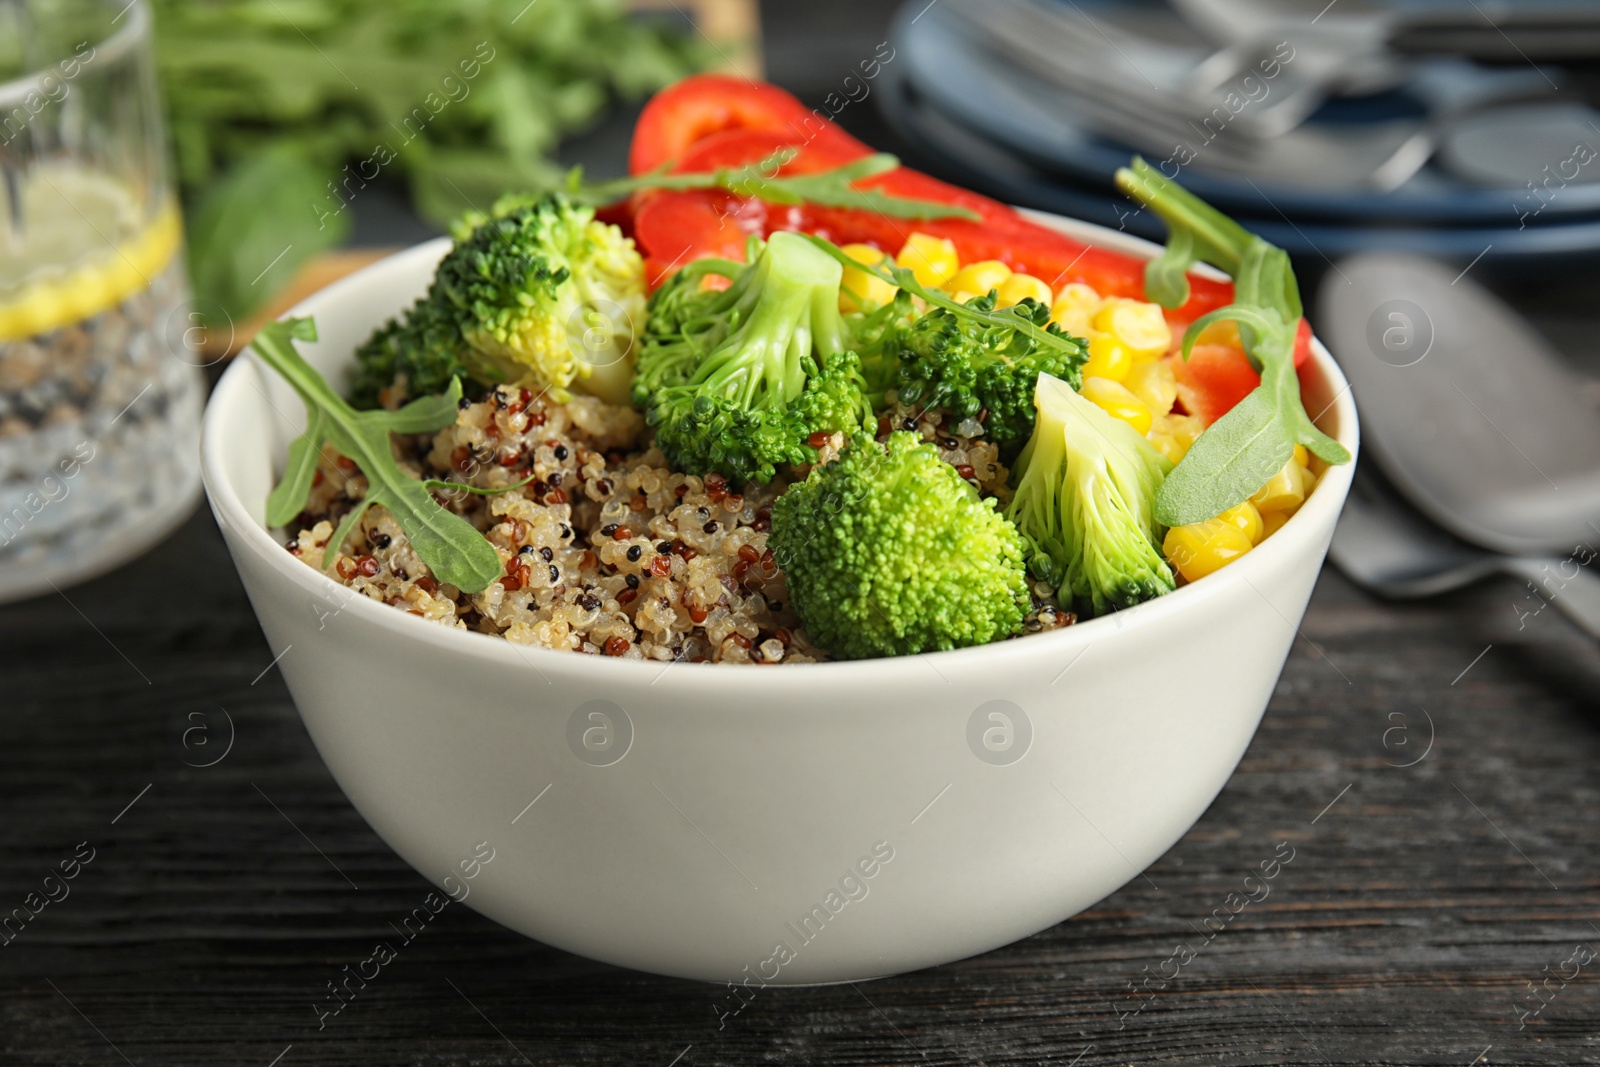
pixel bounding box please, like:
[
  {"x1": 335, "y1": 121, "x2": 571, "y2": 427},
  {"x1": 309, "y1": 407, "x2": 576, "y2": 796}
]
[{"x1": 0, "y1": 163, "x2": 181, "y2": 341}]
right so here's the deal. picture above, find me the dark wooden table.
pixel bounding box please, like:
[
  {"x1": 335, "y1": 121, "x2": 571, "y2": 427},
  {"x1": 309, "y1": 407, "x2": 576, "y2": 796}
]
[{"x1": 4, "y1": 3, "x2": 1599, "y2": 1063}]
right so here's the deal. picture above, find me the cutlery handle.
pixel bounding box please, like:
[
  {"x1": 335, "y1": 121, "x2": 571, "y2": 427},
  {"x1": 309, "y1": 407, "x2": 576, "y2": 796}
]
[{"x1": 1502, "y1": 558, "x2": 1600, "y2": 640}]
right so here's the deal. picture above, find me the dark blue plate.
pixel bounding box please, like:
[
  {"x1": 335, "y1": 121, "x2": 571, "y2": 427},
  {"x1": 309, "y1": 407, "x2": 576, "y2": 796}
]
[
  {"x1": 894, "y1": 0, "x2": 1600, "y2": 225},
  {"x1": 874, "y1": 54, "x2": 1600, "y2": 272}
]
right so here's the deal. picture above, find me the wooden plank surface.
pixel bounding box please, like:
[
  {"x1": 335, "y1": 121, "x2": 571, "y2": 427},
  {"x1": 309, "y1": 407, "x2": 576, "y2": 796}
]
[{"x1": 2, "y1": 508, "x2": 1596, "y2": 1066}]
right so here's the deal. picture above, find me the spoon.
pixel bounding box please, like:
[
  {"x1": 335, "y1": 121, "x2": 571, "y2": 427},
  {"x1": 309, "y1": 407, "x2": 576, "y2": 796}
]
[
  {"x1": 1317, "y1": 252, "x2": 1600, "y2": 557},
  {"x1": 1331, "y1": 461, "x2": 1600, "y2": 638}
]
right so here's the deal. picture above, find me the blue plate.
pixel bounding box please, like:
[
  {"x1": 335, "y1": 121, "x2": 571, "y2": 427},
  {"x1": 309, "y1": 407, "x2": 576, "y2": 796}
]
[
  {"x1": 873, "y1": 55, "x2": 1600, "y2": 272},
  {"x1": 894, "y1": 0, "x2": 1600, "y2": 225}
]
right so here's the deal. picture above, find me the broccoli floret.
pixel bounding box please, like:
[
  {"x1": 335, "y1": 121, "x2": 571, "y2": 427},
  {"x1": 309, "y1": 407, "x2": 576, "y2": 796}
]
[
  {"x1": 771, "y1": 431, "x2": 1030, "y2": 659},
  {"x1": 350, "y1": 193, "x2": 645, "y2": 408},
  {"x1": 1005, "y1": 372, "x2": 1175, "y2": 616},
  {"x1": 348, "y1": 296, "x2": 470, "y2": 409},
  {"x1": 893, "y1": 292, "x2": 1086, "y2": 458},
  {"x1": 846, "y1": 288, "x2": 917, "y2": 404},
  {"x1": 633, "y1": 231, "x2": 872, "y2": 483}
]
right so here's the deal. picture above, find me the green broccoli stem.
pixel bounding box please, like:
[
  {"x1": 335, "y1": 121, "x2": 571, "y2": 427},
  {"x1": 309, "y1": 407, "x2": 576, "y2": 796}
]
[
  {"x1": 690, "y1": 232, "x2": 846, "y2": 408},
  {"x1": 1005, "y1": 373, "x2": 1173, "y2": 615}
]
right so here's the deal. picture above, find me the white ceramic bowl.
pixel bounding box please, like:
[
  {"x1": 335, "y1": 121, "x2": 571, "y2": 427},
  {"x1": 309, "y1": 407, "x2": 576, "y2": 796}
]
[{"x1": 202, "y1": 213, "x2": 1358, "y2": 985}]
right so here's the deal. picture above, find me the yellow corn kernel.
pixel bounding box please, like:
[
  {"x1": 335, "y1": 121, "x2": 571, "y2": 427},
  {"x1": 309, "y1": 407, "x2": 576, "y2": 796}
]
[
  {"x1": 1148, "y1": 433, "x2": 1185, "y2": 465},
  {"x1": 1079, "y1": 376, "x2": 1153, "y2": 435},
  {"x1": 1293, "y1": 444, "x2": 1308, "y2": 467},
  {"x1": 1051, "y1": 306, "x2": 1094, "y2": 336},
  {"x1": 1261, "y1": 510, "x2": 1290, "y2": 539},
  {"x1": 838, "y1": 243, "x2": 896, "y2": 313},
  {"x1": 1050, "y1": 284, "x2": 1101, "y2": 334},
  {"x1": 1093, "y1": 298, "x2": 1172, "y2": 359},
  {"x1": 1217, "y1": 501, "x2": 1265, "y2": 545},
  {"x1": 1147, "y1": 412, "x2": 1204, "y2": 465},
  {"x1": 948, "y1": 259, "x2": 1011, "y2": 298},
  {"x1": 1083, "y1": 331, "x2": 1133, "y2": 382},
  {"x1": 1123, "y1": 360, "x2": 1177, "y2": 417},
  {"x1": 1055, "y1": 282, "x2": 1102, "y2": 312},
  {"x1": 1163, "y1": 518, "x2": 1254, "y2": 582},
  {"x1": 995, "y1": 272, "x2": 1054, "y2": 308},
  {"x1": 1153, "y1": 412, "x2": 1203, "y2": 445},
  {"x1": 1194, "y1": 317, "x2": 1241, "y2": 347},
  {"x1": 1249, "y1": 456, "x2": 1306, "y2": 513},
  {"x1": 897, "y1": 232, "x2": 959, "y2": 288}
]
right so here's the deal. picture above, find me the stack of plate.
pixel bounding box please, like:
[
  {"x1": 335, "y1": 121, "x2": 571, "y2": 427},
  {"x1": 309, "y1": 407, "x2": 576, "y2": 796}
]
[{"x1": 876, "y1": 0, "x2": 1600, "y2": 273}]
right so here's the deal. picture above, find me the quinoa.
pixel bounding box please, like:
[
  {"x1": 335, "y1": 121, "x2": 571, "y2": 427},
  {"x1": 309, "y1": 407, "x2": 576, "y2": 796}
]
[
  {"x1": 875, "y1": 396, "x2": 1013, "y2": 505},
  {"x1": 286, "y1": 385, "x2": 823, "y2": 664},
  {"x1": 285, "y1": 384, "x2": 1075, "y2": 661},
  {"x1": 875, "y1": 396, "x2": 1072, "y2": 632}
]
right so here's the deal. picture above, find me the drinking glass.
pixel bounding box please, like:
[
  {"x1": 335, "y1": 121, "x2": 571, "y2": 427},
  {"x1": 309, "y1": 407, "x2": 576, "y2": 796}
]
[{"x1": 0, "y1": 0, "x2": 203, "y2": 601}]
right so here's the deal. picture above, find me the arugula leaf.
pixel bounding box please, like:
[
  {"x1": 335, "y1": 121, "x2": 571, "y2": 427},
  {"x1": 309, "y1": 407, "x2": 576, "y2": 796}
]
[
  {"x1": 1113, "y1": 158, "x2": 1349, "y2": 526},
  {"x1": 801, "y1": 234, "x2": 1083, "y2": 362},
  {"x1": 572, "y1": 151, "x2": 982, "y2": 222},
  {"x1": 1152, "y1": 389, "x2": 1290, "y2": 527},
  {"x1": 265, "y1": 407, "x2": 327, "y2": 528},
  {"x1": 385, "y1": 389, "x2": 469, "y2": 434},
  {"x1": 250, "y1": 318, "x2": 504, "y2": 594}
]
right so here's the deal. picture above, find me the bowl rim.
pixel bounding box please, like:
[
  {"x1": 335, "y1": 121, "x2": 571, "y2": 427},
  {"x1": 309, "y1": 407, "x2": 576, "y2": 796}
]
[{"x1": 201, "y1": 210, "x2": 1360, "y2": 685}]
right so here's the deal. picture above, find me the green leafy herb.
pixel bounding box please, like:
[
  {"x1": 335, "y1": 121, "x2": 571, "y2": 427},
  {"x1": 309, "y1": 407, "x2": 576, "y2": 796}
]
[
  {"x1": 153, "y1": 0, "x2": 711, "y2": 323},
  {"x1": 251, "y1": 317, "x2": 503, "y2": 593},
  {"x1": 1114, "y1": 158, "x2": 1350, "y2": 527},
  {"x1": 802, "y1": 234, "x2": 1079, "y2": 358},
  {"x1": 184, "y1": 146, "x2": 349, "y2": 326},
  {"x1": 573, "y1": 151, "x2": 982, "y2": 222}
]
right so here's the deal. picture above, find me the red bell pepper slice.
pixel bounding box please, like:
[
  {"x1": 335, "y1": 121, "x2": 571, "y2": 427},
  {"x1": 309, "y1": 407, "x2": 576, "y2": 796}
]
[
  {"x1": 627, "y1": 76, "x2": 1317, "y2": 409},
  {"x1": 1173, "y1": 322, "x2": 1313, "y2": 425},
  {"x1": 1173, "y1": 344, "x2": 1261, "y2": 426},
  {"x1": 671, "y1": 128, "x2": 865, "y2": 174},
  {"x1": 630, "y1": 110, "x2": 1235, "y2": 323},
  {"x1": 629, "y1": 74, "x2": 869, "y2": 175},
  {"x1": 635, "y1": 190, "x2": 759, "y2": 286},
  {"x1": 633, "y1": 132, "x2": 858, "y2": 284}
]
